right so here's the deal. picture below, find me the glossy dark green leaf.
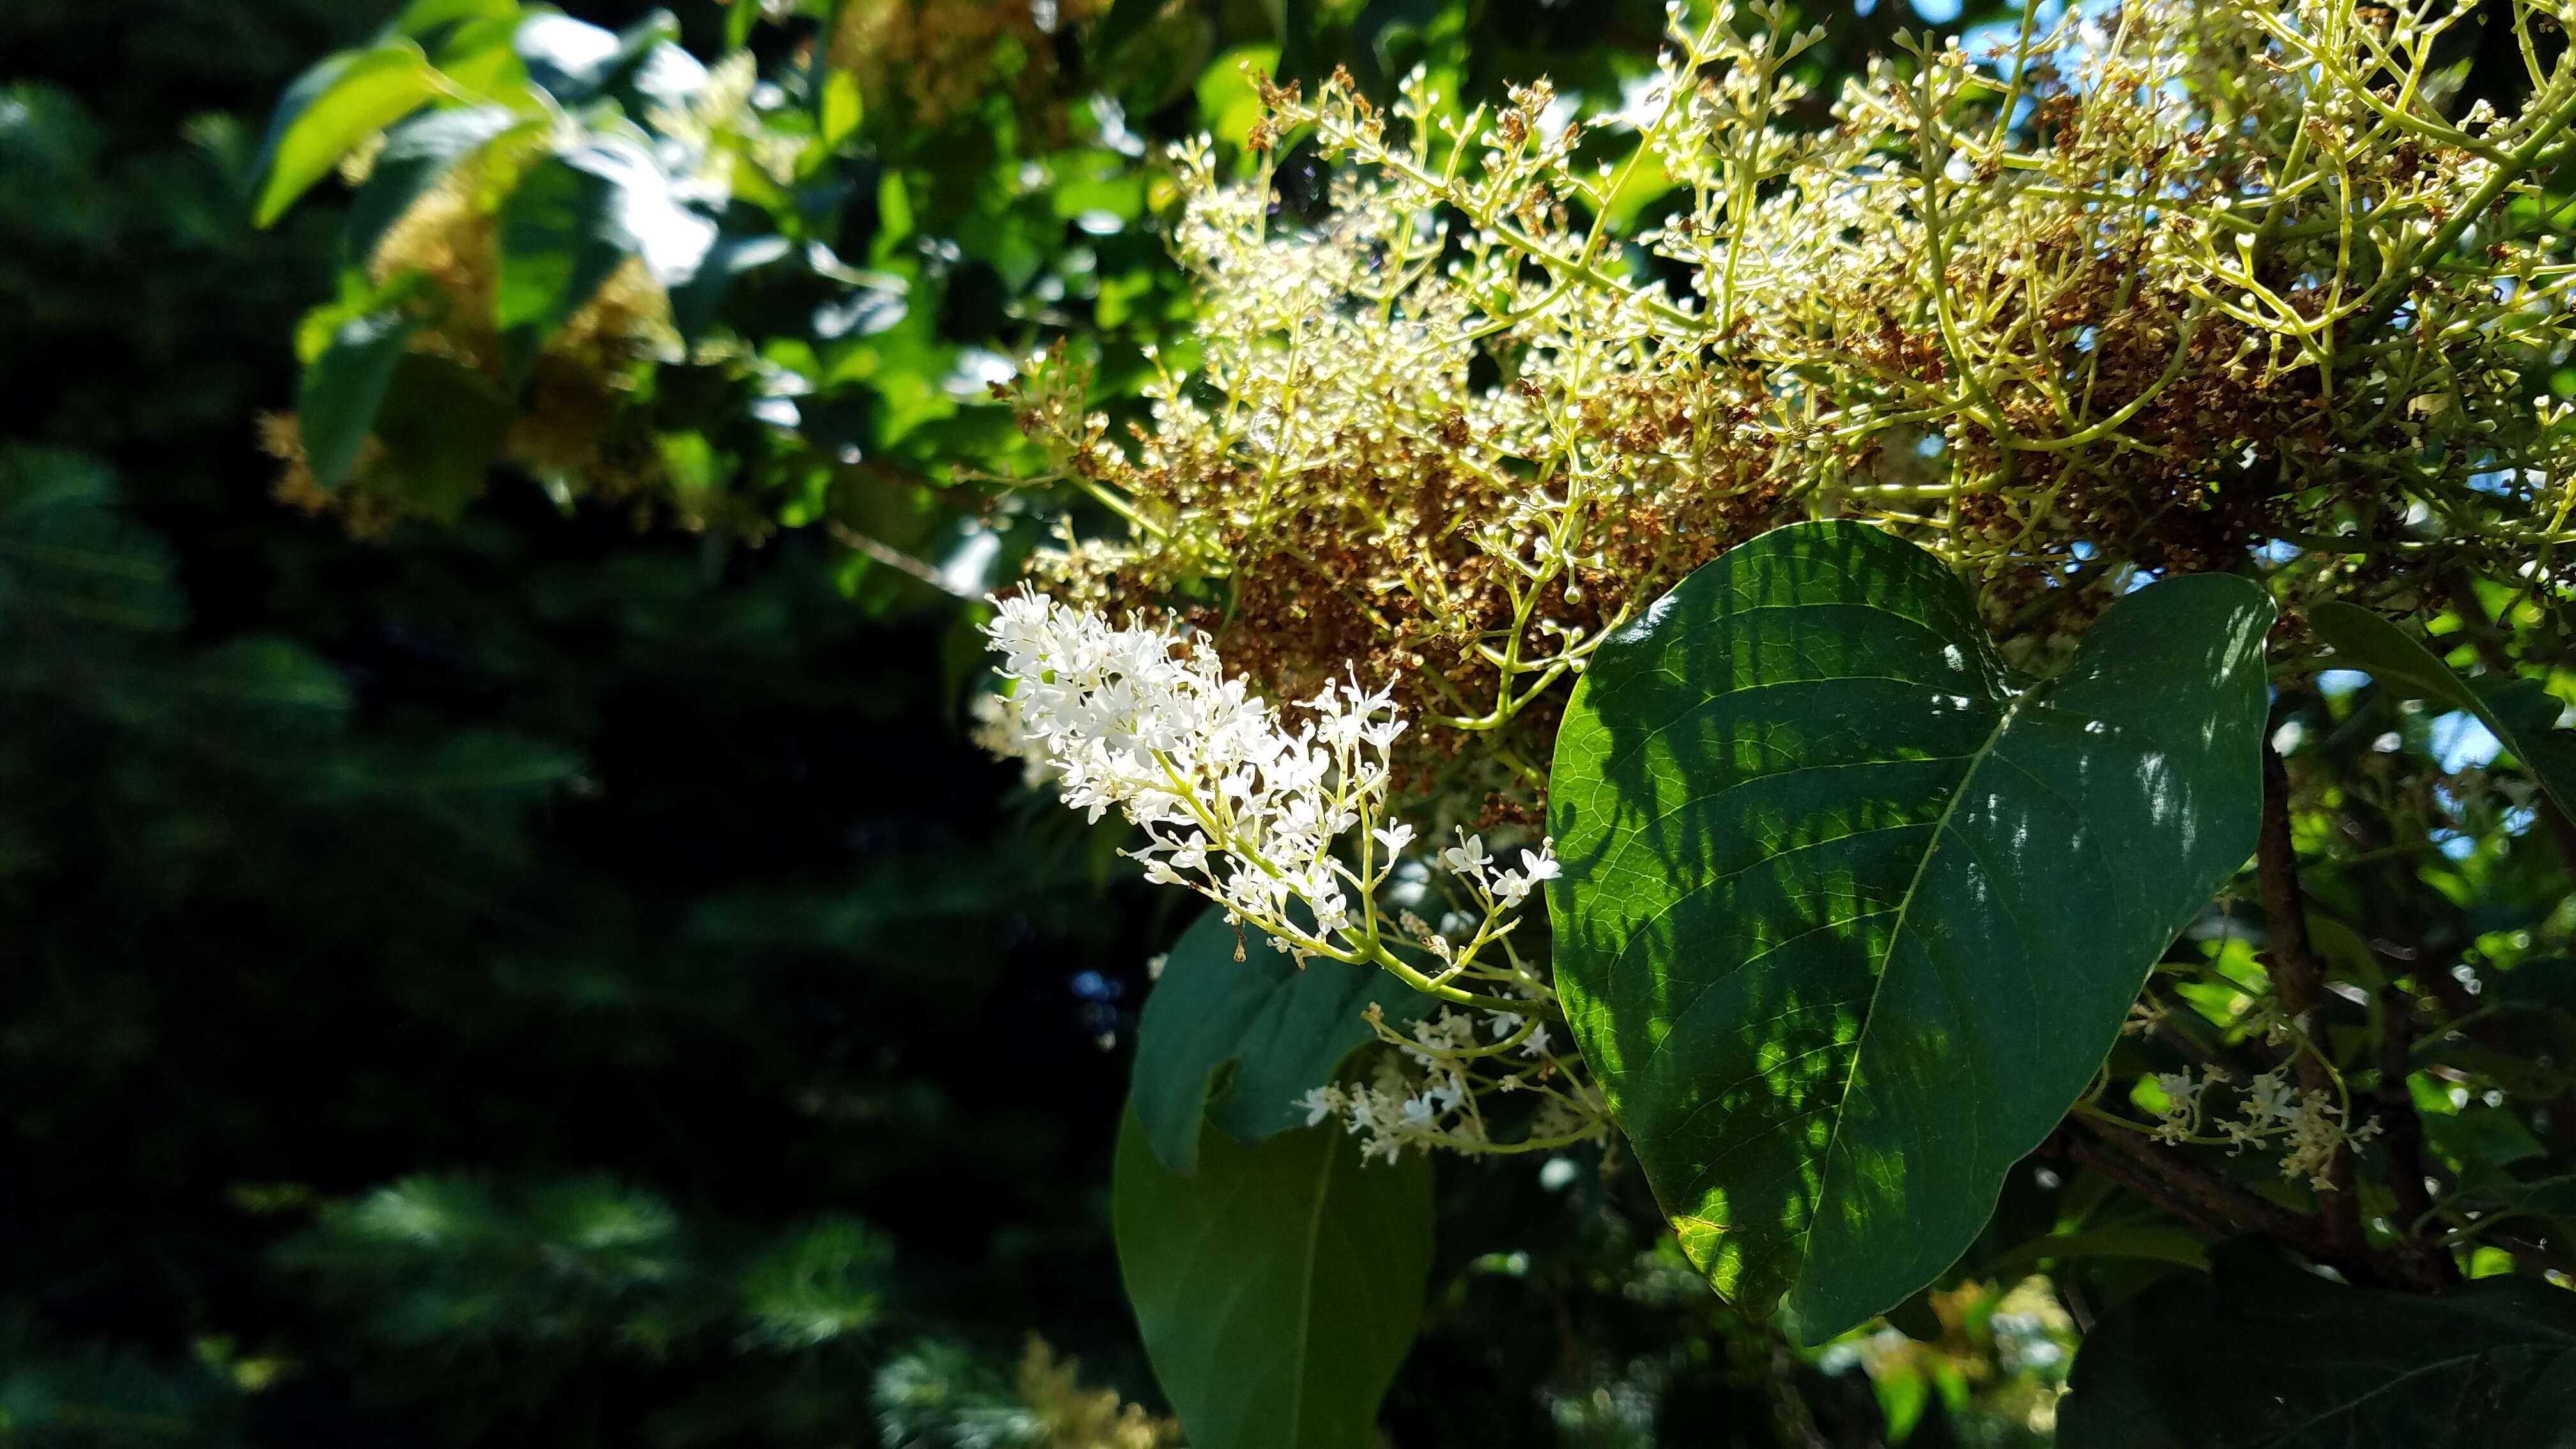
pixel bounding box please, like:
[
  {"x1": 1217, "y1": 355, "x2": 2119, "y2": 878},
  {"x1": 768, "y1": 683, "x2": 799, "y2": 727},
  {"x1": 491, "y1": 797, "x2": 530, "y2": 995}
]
[
  {"x1": 252, "y1": 43, "x2": 444, "y2": 226},
  {"x1": 1113, "y1": 1107, "x2": 1430, "y2": 1449},
  {"x1": 2310, "y1": 599, "x2": 2576, "y2": 817},
  {"x1": 2059, "y1": 1241, "x2": 2576, "y2": 1447},
  {"x1": 1131, "y1": 906, "x2": 1428, "y2": 1176},
  {"x1": 1547, "y1": 521, "x2": 2274, "y2": 1340}
]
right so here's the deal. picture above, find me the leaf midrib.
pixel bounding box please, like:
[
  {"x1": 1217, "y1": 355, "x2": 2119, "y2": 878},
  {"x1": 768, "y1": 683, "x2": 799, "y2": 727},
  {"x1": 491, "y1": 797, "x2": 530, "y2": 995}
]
[
  {"x1": 1793, "y1": 682, "x2": 2030, "y2": 1296},
  {"x1": 1288, "y1": 1129, "x2": 1335, "y2": 1449}
]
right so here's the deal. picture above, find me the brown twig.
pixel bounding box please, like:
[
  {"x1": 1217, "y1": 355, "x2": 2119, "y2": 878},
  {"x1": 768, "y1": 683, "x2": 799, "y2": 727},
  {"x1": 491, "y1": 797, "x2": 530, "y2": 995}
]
[
  {"x1": 2257, "y1": 739, "x2": 2365, "y2": 1255},
  {"x1": 2373, "y1": 985, "x2": 2460, "y2": 1289},
  {"x1": 2058, "y1": 1118, "x2": 2380, "y2": 1283}
]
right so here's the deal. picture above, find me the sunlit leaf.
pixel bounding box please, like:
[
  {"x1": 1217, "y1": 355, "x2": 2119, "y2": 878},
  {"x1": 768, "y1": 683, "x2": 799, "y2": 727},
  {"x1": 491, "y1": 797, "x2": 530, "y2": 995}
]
[
  {"x1": 1548, "y1": 521, "x2": 2274, "y2": 1340},
  {"x1": 252, "y1": 43, "x2": 443, "y2": 226},
  {"x1": 391, "y1": 0, "x2": 519, "y2": 36},
  {"x1": 494, "y1": 140, "x2": 715, "y2": 367},
  {"x1": 818, "y1": 68, "x2": 864, "y2": 157}
]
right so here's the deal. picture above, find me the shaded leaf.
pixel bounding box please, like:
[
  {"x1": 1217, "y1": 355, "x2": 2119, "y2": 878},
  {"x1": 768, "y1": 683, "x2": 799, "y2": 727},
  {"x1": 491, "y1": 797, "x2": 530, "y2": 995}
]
[
  {"x1": 1130, "y1": 906, "x2": 1428, "y2": 1177},
  {"x1": 2310, "y1": 600, "x2": 2576, "y2": 818},
  {"x1": 1547, "y1": 521, "x2": 2274, "y2": 1340},
  {"x1": 298, "y1": 310, "x2": 420, "y2": 489},
  {"x1": 1113, "y1": 1107, "x2": 1429, "y2": 1449},
  {"x1": 494, "y1": 139, "x2": 711, "y2": 370},
  {"x1": 671, "y1": 233, "x2": 792, "y2": 343},
  {"x1": 1092, "y1": 0, "x2": 1164, "y2": 57},
  {"x1": 253, "y1": 43, "x2": 443, "y2": 226},
  {"x1": 2058, "y1": 1241, "x2": 2576, "y2": 1447},
  {"x1": 367, "y1": 353, "x2": 509, "y2": 519},
  {"x1": 1967, "y1": 1225, "x2": 2211, "y2": 1287}
]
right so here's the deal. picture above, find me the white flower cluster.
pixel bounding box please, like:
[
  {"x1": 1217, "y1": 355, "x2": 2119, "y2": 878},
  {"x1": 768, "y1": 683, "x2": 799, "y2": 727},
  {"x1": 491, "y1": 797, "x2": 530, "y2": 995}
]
[
  {"x1": 982, "y1": 590, "x2": 1556, "y2": 1000},
  {"x1": 2148, "y1": 1066, "x2": 2381, "y2": 1190},
  {"x1": 1295, "y1": 1006, "x2": 1607, "y2": 1163},
  {"x1": 983, "y1": 590, "x2": 1593, "y2": 1158}
]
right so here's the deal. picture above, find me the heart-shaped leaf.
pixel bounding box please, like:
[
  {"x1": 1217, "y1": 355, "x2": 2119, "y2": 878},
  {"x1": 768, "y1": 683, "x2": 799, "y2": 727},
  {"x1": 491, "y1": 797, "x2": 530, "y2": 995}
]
[
  {"x1": 2309, "y1": 599, "x2": 2576, "y2": 816},
  {"x1": 1547, "y1": 521, "x2": 2273, "y2": 1340},
  {"x1": 1113, "y1": 1107, "x2": 1430, "y2": 1449},
  {"x1": 2058, "y1": 1241, "x2": 2576, "y2": 1447},
  {"x1": 1131, "y1": 906, "x2": 1428, "y2": 1176}
]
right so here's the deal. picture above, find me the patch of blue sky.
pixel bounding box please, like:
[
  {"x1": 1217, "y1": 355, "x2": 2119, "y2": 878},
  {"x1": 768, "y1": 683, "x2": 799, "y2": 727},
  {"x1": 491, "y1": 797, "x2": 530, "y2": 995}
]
[{"x1": 2430, "y1": 709, "x2": 2504, "y2": 772}]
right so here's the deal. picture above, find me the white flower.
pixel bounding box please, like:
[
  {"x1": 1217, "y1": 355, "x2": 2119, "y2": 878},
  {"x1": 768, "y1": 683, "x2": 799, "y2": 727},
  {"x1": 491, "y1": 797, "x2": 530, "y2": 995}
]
[
  {"x1": 1519, "y1": 843, "x2": 1560, "y2": 885},
  {"x1": 1296, "y1": 1085, "x2": 1344, "y2": 1126},
  {"x1": 983, "y1": 590, "x2": 1413, "y2": 954},
  {"x1": 1442, "y1": 831, "x2": 1492, "y2": 880},
  {"x1": 2242, "y1": 1069, "x2": 2297, "y2": 1125}
]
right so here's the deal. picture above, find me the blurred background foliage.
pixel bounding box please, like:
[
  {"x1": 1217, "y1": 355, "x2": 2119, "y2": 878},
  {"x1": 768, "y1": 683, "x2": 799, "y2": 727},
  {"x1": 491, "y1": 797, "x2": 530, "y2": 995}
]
[{"x1": 0, "y1": 0, "x2": 2334, "y2": 1443}]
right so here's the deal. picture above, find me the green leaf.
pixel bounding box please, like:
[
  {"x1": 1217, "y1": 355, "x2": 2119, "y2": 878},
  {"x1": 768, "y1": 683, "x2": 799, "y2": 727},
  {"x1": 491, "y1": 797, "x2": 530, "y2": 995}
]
[
  {"x1": 818, "y1": 68, "x2": 864, "y2": 156},
  {"x1": 391, "y1": 0, "x2": 519, "y2": 36},
  {"x1": 298, "y1": 310, "x2": 421, "y2": 490},
  {"x1": 1547, "y1": 521, "x2": 2274, "y2": 1340},
  {"x1": 1966, "y1": 1225, "x2": 2211, "y2": 1287},
  {"x1": 2447, "y1": 1167, "x2": 2576, "y2": 1222},
  {"x1": 670, "y1": 234, "x2": 791, "y2": 342},
  {"x1": 493, "y1": 144, "x2": 648, "y2": 369},
  {"x1": 2310, "y1": 600, "x2": 2576, "y2": 817},
  {"x1": 1113, "y1": 1107, "x2": 1430, "y2": 1449},
  {"x1": 365, "y1": 353, "x2": 509, "y2": 519},
  {"x1": 2058, "y1": 1241, "x2": 2576, "y2": 1447},
  {"x1": 252, "y1": 43, "x2": 444, "y2": 227},
  {"x1": 1093, "y1": 0, "x2": 1163, "y2": 57},
  {"x1": 1130, "y1": 907, "x2": 1429, "y2": 1177}
]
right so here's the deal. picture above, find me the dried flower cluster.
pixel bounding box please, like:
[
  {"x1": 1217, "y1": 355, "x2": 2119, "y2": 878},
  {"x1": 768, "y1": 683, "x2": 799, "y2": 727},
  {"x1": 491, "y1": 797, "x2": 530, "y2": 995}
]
[
  {"x1": 1006, "y1": 0, "x2": 2576, "y2": 793},
  {"x1": 1013, "y1": 1335, "x2": 1180, "y2": 1449}
]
